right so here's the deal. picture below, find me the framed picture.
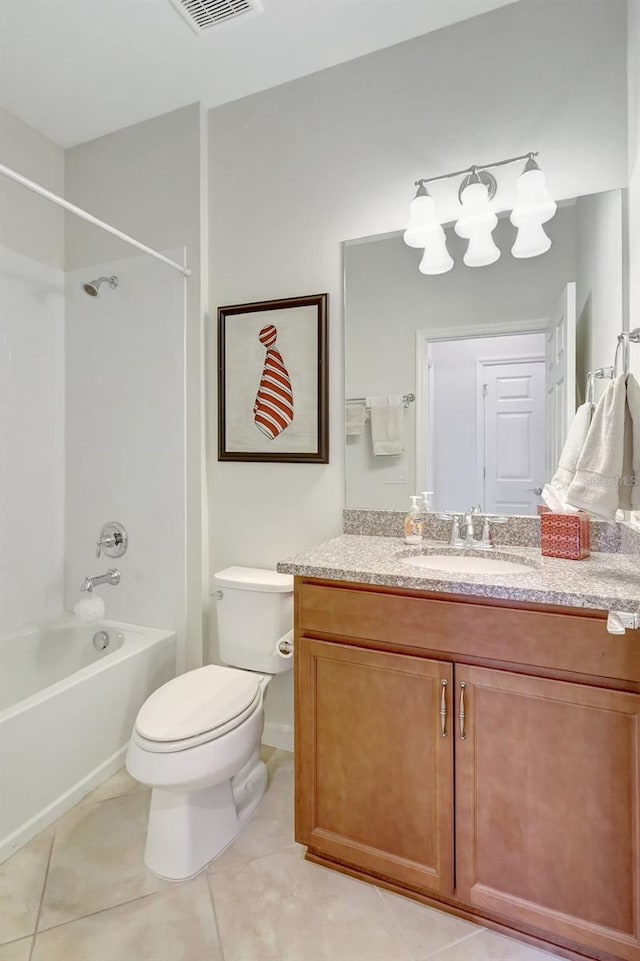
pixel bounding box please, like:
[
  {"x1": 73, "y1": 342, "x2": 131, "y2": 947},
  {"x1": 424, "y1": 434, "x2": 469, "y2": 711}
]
[{"x1": 218, "y1": 293, "x2": 329, "y2": 463}]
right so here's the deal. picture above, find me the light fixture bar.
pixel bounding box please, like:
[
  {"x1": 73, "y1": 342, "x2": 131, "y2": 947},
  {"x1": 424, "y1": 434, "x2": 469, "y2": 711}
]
[{"x1": 415, "y1": 152, "x2": 538, "y2": 189}]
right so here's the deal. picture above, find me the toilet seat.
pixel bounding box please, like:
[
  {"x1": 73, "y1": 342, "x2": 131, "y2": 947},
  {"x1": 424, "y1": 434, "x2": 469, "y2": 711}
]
[{"x1": 134, "y1": 664, "x2": 261, "y2": 753}]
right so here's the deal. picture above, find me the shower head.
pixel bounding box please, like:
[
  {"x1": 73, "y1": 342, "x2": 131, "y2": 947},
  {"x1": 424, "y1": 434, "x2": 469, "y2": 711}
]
[{"x1": 82, "y1": 275, "x2": 119, "y2": 298}]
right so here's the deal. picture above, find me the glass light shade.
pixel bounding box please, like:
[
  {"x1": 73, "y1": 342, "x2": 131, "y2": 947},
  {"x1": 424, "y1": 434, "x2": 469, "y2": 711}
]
[
  {"x1": 511, "y1": 168, "x2": 557, "y2": 225},
  {"x1": 511, "y1": 220, "x2": 552, "y2": 258},
  {"x1": 403, "y1": 194, "x2": 441, "y2": 248},
  {"x1": 419, "y1": 229, "x2": 454, "y2": 275},
  {"x1": 454, "y1": 181, "x2": 497, "y2": 239},
  {"x1": 463, "y1": 232, "x2": 501, "y2": 267}
]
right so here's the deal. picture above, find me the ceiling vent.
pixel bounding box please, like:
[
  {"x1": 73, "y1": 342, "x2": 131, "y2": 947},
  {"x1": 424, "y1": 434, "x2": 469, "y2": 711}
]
[{"x1": 169, "y1": 0, "x2": 263, "y2": 34}]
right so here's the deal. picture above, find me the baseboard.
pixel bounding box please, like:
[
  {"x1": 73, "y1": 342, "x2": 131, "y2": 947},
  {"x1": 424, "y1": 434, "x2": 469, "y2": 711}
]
[
  {"x1": 0, "y1": 746, "x2": 126, "y2": 864},
  {"x1": 262, "y1": 720, "x2": 293, "y2": 753}
]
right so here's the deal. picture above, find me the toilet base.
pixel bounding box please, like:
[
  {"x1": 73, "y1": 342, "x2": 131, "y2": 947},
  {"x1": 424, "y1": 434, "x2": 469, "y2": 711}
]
[{"x1": 144, "y1": 750, "x2": 268, "y2": 880}]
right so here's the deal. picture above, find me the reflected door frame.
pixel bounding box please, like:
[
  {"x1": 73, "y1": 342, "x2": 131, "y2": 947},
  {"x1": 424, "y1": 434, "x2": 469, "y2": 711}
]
[{"x1": 415, "y1": 320, "x2": 548, "y2": 506}]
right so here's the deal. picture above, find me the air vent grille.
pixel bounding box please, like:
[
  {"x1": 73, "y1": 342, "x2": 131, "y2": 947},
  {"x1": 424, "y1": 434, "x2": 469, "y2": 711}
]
[{"x1": 169, "y1": 0, "x2": 263, "y2": 33}]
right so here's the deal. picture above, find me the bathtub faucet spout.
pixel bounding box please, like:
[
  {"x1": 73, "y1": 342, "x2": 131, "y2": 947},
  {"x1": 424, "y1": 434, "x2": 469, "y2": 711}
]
[{"x1": 80, "y1": 568, "x2": 120, "y2": 592}]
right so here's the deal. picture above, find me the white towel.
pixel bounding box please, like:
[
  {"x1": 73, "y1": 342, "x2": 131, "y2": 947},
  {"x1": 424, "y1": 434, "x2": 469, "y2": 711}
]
[
  {"x1": 345, "y1": 403, "x2": 366, "y2": 436},
  {"x1": 627, "y1": 373, "x2": 640, "y2": 511},
  {"x1": 367, "y1": 394, "x2": 404, "y2": 456},
  {"x1": 541, "y1": 401, "x2": 592, "y2": 512},
  {"x1": 565, "y1": 374, "x2": 631, "y2": 519}
]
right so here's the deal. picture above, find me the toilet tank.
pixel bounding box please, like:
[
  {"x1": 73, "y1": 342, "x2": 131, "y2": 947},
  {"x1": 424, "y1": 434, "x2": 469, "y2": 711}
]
[{"x1": 213, "y1": 567, "x2": 294, "y2": 675}]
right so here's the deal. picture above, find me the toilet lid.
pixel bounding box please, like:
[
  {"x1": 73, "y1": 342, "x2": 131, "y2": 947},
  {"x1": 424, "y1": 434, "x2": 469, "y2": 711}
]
[{"x1": 135, "y1": 665, "x2": 261, "y2": 741}]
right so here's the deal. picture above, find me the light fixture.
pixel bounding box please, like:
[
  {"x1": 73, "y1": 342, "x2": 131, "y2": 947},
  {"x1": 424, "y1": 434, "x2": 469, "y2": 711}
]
[
  {"x1": 403, "y1": 185, "x2": 442, "y2": 248},
  {"x1": 419, "y1": 229, "x2": 454, "y2": 275},
  {"x1": 404, "y1": 152, "x2": 555, "y2": 274},
  {"x1": 510, "y1": 155, "x2": 557, "y2": 259},
  {"x1": 455, "y1": 170, "x2": 500, "y2": 267}
]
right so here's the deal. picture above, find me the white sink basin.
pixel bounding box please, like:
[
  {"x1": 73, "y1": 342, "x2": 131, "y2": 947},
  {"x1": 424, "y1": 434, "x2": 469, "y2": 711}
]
[{"x1": 400, "y1": 553, "x2": 530, "y2": 575}]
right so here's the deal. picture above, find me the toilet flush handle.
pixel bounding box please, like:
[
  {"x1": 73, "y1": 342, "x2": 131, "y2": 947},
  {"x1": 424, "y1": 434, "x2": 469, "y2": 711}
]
[{"x1": 215, "y1": 590, "x2": 223, "y2": 600}]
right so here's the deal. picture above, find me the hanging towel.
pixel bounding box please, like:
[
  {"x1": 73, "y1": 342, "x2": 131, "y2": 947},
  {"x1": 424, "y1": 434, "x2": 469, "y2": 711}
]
[
  {"x1": 367, "y1": 394, "x2": 404, "y2": 456},
  {"x1": 565, "y1": 374, "x2": 631, "y2": 519},
  {"x1": 345, "y1": 403, "x2": 366, "y2": 436},
  {"x1": 627, "y1": 373, "x2": 640, "y2": 511},
  {"x1": 541, "y1": 402, "x2": 593, "y2": 512}
]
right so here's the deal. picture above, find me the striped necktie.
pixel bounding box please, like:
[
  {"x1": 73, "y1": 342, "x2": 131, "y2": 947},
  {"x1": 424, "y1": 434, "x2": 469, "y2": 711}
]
[{"x1": 253, "y1": 325, "x2": 294, "y2": 439}]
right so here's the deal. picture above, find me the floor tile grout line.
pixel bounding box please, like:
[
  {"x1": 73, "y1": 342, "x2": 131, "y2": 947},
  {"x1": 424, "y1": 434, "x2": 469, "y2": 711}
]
[
  {"x1": 33, "y1": 888, "x2": 161, "y2": 938},
  {"x1": 420, "y1": 927, "x2": 488, "y2": 961},
  {"x1": 28, "y1": 828, "x2": 56, "y2": 961},
  {"x1": 205, "y1": 871, "x2": 228, "y2": 961},
  {"x1": 207, "y1": 840, "x2": 300, "y2": 879},
  {"x1": 373, "y1": 884, "x2": 422, "y2": 961}
]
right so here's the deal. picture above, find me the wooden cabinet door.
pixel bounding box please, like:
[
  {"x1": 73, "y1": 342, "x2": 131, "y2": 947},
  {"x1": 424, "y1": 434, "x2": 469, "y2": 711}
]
[
  {"x1": 296, "y1": 637, "x2": 454, "y2": 895},
  {"x1": 455, "y1": 665, "x2": 640, "y2": 961}
]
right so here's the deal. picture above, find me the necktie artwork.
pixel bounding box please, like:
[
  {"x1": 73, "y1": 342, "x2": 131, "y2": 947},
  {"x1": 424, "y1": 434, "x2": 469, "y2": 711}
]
[{"x1": 253, "y1": 325, "x2": 294, "y2": 439}]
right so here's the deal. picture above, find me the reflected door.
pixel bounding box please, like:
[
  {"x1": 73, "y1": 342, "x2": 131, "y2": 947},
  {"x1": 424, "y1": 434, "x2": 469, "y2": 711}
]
[{"x1": 482, "y1": 360, "x2": 546, "y2": 514}]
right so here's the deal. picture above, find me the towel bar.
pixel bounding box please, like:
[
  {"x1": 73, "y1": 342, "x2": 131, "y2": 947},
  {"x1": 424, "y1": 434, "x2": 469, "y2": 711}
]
[{"x1": 346, "y1": 393, "x2": 415, "y2": 409}]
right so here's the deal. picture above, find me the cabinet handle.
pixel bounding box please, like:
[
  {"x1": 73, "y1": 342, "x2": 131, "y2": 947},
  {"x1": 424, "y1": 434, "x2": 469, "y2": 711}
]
[
  {"x1": 459, "y1": 682, "x2": 467, "y2": 740},
  {"x1": 440, "y1": 679, "x2": 448, "y2": 737}
]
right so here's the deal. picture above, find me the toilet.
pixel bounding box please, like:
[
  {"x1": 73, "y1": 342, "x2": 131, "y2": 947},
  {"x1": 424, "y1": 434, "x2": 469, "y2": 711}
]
[{"x1": 125, "y1": 566, "x2": 294, "y2": 880}]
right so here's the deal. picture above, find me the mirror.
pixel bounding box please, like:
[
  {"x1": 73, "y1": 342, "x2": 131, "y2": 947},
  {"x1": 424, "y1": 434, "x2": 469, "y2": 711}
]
[{"x1": 344, "y1": 189, "x2": 623, "y2": 515}]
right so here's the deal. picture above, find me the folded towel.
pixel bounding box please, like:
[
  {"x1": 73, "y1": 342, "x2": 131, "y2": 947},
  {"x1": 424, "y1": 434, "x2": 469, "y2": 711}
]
[
  {"x1": 367, "y1": 394, "x2": 404, "y2": 456},
  {"x1": 345, "y1": 403, "x2": 366, "y2": 436},
  {"x1": 565, "y1": 374, "x2": 630, "y2": 519},
  {"x1": 627, "y1": 373, "x2": 640, "y2": 511},
  {"x1": 541, "y1": 401, "x2": 592, "y2": 512}
]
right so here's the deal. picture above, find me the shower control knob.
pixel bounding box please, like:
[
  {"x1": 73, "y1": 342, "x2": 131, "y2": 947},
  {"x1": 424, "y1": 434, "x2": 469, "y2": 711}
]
[{"x1": 96, "y1": 522, "x2": 128, "y2": 559}]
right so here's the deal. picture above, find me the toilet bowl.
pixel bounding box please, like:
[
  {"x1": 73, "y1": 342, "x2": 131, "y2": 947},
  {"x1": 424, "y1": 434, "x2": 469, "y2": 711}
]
[{"x1": 126, "y1": 567, "x2": 293, "y2": 880}]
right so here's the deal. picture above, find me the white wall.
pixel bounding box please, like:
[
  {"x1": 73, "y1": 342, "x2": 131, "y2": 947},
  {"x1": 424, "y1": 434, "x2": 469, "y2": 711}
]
[
  {"x1": 64, "y1": 250, "x2": 186, "y2": 645},
  {"x1": 575, "y1": 190, "x2": 624, "y2": 400},
  {"x1": 0, "y1": 108, "x2": 65, "y2": 634},
  {"x1": 207, "y1": 0, "x2": 628, "y2": 738},
  {"x1": 64, "y1": 104, "x2": 205, "y2": 669},
  {"x1": 430, "y1": 333, "x2": 545, "y2": 513},
  {"x1": 345, "y1": 209, "x2": 576, "y2": 510},
  {"x1": 628, "y1": 0, "x2": 640, "y2": 381}
]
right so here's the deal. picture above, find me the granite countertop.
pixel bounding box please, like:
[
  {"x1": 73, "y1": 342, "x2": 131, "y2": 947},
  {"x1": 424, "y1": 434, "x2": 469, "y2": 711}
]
[{"x1": 277, "y1": 535, "x2": 640, "y2": 613}]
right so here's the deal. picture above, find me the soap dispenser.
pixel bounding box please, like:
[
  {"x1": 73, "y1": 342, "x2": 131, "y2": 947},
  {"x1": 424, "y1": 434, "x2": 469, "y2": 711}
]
[
  {"x1": 404, "y1": 495, "x2": 424, "y2": 545},
  {"x1": 422, "y1": 491, "x2": 434, "y2": 512}
]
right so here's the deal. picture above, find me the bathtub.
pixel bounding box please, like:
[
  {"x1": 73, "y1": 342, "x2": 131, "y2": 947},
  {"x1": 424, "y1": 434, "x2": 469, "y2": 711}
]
[{"x1": 0, "y1": 617, "x2": 175, "y2": 862}]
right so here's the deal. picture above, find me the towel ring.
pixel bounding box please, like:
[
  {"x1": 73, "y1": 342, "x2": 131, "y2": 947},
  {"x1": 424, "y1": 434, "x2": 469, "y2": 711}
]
[
  {"x1": 585, "y1": 371, "x2": 595, "y2": 406},
  {"x1": 614, "y1": 335, "x2": 628, "y2": 376}
]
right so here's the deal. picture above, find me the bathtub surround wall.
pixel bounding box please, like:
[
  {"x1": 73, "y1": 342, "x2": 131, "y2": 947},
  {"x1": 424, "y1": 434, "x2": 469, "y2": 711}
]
[
  {"x1": 64, "y1": 104, "x2": 207, "y2": 670},
  {"x1": 0, "y1": 109, "x2": 66, "y2": 635},
  {"x1": 207, "y1": 0, "x2": 628, "y2": 742},
  {"x1": 64, "y1": 251, "x2": 186, "y2": 638}
]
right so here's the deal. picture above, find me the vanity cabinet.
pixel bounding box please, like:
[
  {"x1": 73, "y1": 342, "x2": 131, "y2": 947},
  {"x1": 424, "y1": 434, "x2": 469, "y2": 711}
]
[
  {"x1": 294, "y1": 578, "x2": 640, "y2": 961},
  {"x1": 296, "y1": 639, "x2": 454, "y2": 894}
]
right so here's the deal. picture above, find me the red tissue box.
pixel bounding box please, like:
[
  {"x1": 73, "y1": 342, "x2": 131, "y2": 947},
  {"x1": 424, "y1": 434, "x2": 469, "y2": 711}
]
[{"x1": 539, "y1": 509, "x2": 591, "y2": 560}]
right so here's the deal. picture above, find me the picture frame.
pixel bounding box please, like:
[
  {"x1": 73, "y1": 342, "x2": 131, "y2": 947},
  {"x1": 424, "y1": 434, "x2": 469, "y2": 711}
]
[{"x1": 218, "y1": 293, "x2": 329, "y2": 463}]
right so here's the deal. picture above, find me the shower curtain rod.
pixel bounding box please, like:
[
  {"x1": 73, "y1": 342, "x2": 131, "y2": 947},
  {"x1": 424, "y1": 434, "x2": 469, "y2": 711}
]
[{"x1": 0, "y1": 162, "x2": 192, "y2": 279}]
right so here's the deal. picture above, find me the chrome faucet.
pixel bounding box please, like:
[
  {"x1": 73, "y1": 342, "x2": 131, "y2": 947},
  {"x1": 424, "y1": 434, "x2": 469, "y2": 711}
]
[
  {"x1": 80, "y1": 568, "x2": 120, "y2": 592},
  {"x1": 463, "y1": 505, "x2": 482, "y2": 547},
  {"x1": 436, "y1": 513, "x2": 464, "y2": 547}
]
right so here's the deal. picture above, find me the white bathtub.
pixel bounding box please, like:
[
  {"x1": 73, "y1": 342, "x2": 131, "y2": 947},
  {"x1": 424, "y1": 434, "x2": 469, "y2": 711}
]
[{"x1": 0, "y1": 617, "x2": 175, "y2": 862}]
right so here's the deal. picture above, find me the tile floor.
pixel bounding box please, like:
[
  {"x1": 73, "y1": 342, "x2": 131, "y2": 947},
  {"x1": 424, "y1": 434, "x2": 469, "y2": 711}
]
[{"x1": 0, "y1": 748, "x2": 567, "y2": 961}]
